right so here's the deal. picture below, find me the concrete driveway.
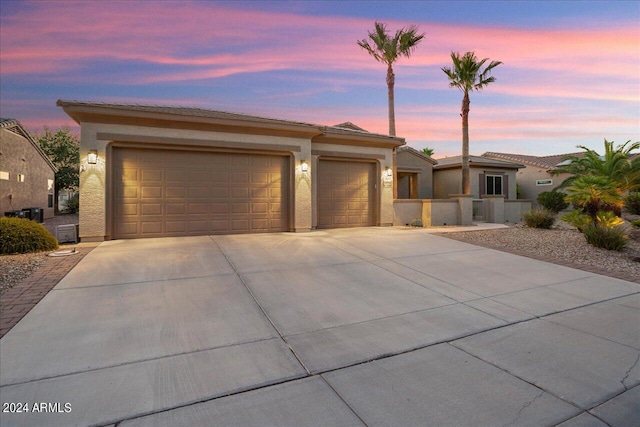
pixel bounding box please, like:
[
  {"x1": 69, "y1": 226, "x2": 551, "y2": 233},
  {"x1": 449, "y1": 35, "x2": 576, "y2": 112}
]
[{"x1": 1, "y1": 227, "x2": 638, "y2": 426}]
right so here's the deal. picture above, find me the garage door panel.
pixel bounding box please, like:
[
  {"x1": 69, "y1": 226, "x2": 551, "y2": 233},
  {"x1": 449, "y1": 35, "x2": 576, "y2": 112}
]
[
  {"x1": 113, "y1": 148, "x2": 288, "y2": 238},
  {"x1": 317, "y1": 160, "x2": 375, "y2": 229}
]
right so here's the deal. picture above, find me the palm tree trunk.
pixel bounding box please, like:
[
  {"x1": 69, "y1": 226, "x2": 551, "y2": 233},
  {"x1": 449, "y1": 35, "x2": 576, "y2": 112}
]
[
  {"x1": 461, "y1": 91, "x2": 471, "y2": 195},
  {"x1": 386, "y1": 64, "x2": 396, "y2": 137},
  {"x1": 387, "y1": 64, "x2": 398, "y2": 199}
]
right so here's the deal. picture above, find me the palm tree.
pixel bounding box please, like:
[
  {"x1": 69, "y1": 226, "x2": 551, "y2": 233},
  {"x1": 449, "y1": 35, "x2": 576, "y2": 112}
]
[
  {"x1": 564, "y1": 175, "x2": 624, "y2": 217},
  {"x1": 442, "y1": 52, "x2": 502, "y2": 195},
  {"x1": 552, "y1": 139, "x2": 640, "y2": 193},
  {"x1": 421, "y1": 147, "x2": 435, "y2": 157},
  {"x1": 358, "y1": 22, "x2": 425, "y2": 137}
]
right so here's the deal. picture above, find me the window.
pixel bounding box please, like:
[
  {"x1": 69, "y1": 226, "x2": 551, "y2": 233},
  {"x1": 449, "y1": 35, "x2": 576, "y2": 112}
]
[
  {"x1": 486, "y1": 175, "x2": 503, "y2": 195},
  {"x1": 536, "y1": 179, "x2": 553, "y2": 186},
  {"x1": 48, "y1": 179, "x2": 54, "y2": 208},
  {"x1": 0, "y1": 171, "x2": 8, "y2": 180}
]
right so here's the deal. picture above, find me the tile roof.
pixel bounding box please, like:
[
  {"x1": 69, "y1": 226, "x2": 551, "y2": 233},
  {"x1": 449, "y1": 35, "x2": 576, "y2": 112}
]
[
  {"x1": 482, "y1": 151, "x2": 585, "y2": 169},
  {"x1": 434, "y1": 155, "x2": 524, "y2": 169},
  {"x1": 56, "y1": 100, "x2": 402, "y2": 142}
]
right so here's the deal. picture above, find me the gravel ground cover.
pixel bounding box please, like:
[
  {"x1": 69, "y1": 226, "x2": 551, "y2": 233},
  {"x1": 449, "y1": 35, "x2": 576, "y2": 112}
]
[
  {"x1": 442, "y1": 224, "x2": 640, "y2": 281},
  {"x1": 0, "y1": 214, "x2": 78, "y2": 295}
]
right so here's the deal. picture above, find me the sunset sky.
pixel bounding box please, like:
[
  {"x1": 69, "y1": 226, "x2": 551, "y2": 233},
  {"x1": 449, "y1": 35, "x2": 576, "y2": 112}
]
[{"x1": 1, "y1": 0, "x2": 638, "y2": 157}]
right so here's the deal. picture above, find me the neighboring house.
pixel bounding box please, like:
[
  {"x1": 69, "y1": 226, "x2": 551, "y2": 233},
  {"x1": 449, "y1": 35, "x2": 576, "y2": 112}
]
[
  {"x1": 482, "y1": 152, "x2": 580, "y2": 205},
  {"x1": 432, "y1": 155, "x2": 523, "y2": 199},
  {"x1": 0, "y1": 118, "x2": 56, "y2": 220},
  {"x1": 57, "y1": 101, "x2": 403, "y2": 241},
  {"x1": 396, "y1": 146, "x2": 437, "y2": 199}
]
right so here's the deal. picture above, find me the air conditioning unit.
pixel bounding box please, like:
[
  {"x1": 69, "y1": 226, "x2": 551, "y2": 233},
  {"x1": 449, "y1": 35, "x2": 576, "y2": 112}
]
[{"x1": 56, "y1": 224, "x2": 78, "y2": 244}]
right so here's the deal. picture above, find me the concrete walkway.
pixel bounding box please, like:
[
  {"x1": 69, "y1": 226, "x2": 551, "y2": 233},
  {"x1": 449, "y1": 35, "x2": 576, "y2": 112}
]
[{"x1": 0, "y1": 227, "x2": 638, "y2": 426}]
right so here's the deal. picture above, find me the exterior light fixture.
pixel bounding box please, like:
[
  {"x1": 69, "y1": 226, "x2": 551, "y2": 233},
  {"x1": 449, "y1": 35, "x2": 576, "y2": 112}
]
[
  {"x1": 385, "y1": 167, "x2": 393, "y2": 177},
  {"x1": 87, "y1": 150, "x2": 98, "y2": 164},
  {"x1": 301, "y1": 161, "x2": 309, "y2": 172}
]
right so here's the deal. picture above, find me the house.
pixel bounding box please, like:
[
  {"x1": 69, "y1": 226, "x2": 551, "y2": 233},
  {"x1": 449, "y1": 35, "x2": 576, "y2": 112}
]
[
  {"x1": 432, "y1": 155, "x2": 523, "y2": 200},
  {"x1": 57, "y1": 101, "x2": 403, "y2": 241},
  {"x1": 396, "y1": 146, "x2": 437, "y2": 199},
  {"x1": 482, "y1": 152, "x2": 580, "y2": 205},
  {"x1": 0, "y1": 118, "x2": 56, "y2": 220}
]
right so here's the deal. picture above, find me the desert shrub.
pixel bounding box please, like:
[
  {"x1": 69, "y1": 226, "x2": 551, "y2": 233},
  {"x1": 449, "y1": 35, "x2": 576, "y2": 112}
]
[
  {"x1": 582, "y1": 222, "x2": 628, "y2": 251},
  {"x1": 522, "y1": 208, "x2": 556, "y2": 229},
  {"x1": 0, "y1": 217, "x2": 58, "y2": 254},
  {"x1": 595, "y1": 210, "x2": 624, "y2": 228},
  {"x1": 631, "y1": 219, "x2": 640, "y2": 228},
  {"x1": 410, "y1": 218, "x2": 423, "y2": 227},
  {"x1": 537, "y1": 190, "x2": 569, "y2": 213},
  {"x1": 625, "y1": 192, "x2": 640, "y2": 215},
  {"x1": 65, "y1": 192, "x2": 79, "y2": 214},
  {"x1": 561, "y1": 210, "x2": 592, "y2": 232}
]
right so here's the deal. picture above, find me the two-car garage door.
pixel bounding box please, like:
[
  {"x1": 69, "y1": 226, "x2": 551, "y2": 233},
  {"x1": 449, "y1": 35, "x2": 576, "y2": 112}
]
[{"x1": 113, "y1": 148, "x2": 289, "y2": 239}]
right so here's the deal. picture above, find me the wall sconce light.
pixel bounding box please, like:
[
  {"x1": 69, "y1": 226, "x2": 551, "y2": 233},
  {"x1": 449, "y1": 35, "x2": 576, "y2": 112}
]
[
  {"x1": 301, "y1": 161, "x2": 309, "y2": 172},
  {"x1": 385, "y1": 167, "x2": 393, "y2": 177},
  {"x1": 87, "y1": 150, "x2": 98, "y2": 164}
]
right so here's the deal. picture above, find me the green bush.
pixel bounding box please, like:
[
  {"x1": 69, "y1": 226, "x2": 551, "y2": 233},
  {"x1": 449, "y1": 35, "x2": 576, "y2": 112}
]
[
  {"x1": 64, "y1": 192, "x2": 79, "y2": 214},
  {"x1": 561, "y1": 210, "x2": 592, "y2": 231},
  {"x1": 582, "y1": 222, "x2": 628, "y2": 251},
  {"x1": 410, "y1": 218, "x2": 423, "y2": 227},
  {"x1": 631, "y1": 219, "x2": 640, "y2": 228},
  {"x1": 522, "y1": 208, "x2": 556, "y2": 229},
  {"x1": 625, "y1": 192, "x2": 640, "y2": 215},
  {"x1": 537, "y1": 190, "x2": 569, "y2": 213},
  {"x1": 0, "y1": 217, "x2": 58, "y2": 254}
]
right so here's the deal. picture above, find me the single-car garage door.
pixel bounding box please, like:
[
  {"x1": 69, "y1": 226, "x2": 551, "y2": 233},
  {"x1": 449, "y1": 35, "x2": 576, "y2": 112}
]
[
  {"x1": 317, "y1": 159, "x2": 375, "y2": 228},
  {"x1": 113, "y1": 148, "x2": 289, "y2": 239}
]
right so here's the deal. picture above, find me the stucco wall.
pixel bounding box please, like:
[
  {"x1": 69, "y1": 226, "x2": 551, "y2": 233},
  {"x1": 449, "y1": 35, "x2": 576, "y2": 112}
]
[
  {"x1": 396, "y1": 150, "x2": 433, "y2": 199},
  {"x1": 433, "y1": 167, "x2": 518, "y2": 200},
  {"x1": 422, "y1": 199, "x2": 459, "y2": 226},
  {"x1": 393, "y1": 200, "x2": 422, "y2": 226},
  {"x1": 505, "y1": 200, "x2": 532, "y2": 223},
  {"x1": 0, "y1": 128, "x2": 55, "y2": 219},
  {"x1": 516, "y1": 165, "x2": 571, "y2": 206}
]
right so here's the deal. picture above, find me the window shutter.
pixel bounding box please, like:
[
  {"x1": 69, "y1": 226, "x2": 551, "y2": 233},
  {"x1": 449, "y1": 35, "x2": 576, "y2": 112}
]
[
  {"x1": 479, "y1": 173, "x2": 485, "y2": 196},
  {"x1": 504, "y1": 175, "x2": 509, "y2": 198}
]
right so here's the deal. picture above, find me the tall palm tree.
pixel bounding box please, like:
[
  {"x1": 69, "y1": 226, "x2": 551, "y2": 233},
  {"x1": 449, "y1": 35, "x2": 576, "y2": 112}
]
[
  {"x1": 358, "y1": 22, "x2": 425, "y2": 137},
  {"x1": 442, "y1": 52, "x2": 502, "y2": 195},
  {"x1": 422, "y1": 147, "x2": 435, "y2": 157}
]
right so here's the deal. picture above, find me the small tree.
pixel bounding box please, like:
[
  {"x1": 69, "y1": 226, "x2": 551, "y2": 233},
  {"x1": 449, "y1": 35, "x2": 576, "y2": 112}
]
[
  {"x1": 564, "y1": 175, "x2": 623, "y2": 218},
  {"x1": 35, "y1": 127, "x2": 80, "y2": 213}
]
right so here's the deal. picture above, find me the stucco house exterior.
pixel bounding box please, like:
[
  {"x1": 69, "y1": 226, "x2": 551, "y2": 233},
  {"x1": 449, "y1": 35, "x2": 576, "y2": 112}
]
[
  {"x1": 396, "y1": 146, "x2": 436, "y2": 199},
  {"x1": 482, "y1": 152, "x2": 579, "y2": 206},
  {"x1": 432, "y1": 155, "x2": 523, "y2": 200},
  {"x1": 57, "y1": 101, "x2": 403, "y2": 241},
  {"x1": 0, "y1": 118, "x2": 56, "y2": 220}
]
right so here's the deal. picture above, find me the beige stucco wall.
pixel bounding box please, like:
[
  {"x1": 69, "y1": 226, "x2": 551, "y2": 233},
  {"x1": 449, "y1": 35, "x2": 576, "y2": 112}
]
[
  {"x1": 396, "y1": 151, "x2": 433, "y2": 199},
  {"x1": 516, "y1": 165, "x2": 571, "y2": 206},
  {"x1": 433, "y1": 167, "x2": 518, "y2": 200},
  {"x1": 393, "y1": 200, "x2": 422, "y2": 226},
  {"x1": 422, "y1": 199, "x2": 458, "y2": 226},
  {"x1": 504, "y1": 200, "x2": 532, "y2": 223},
  {"x1": 0, "y1": 128, "x2": 55, "y2": 219}
]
